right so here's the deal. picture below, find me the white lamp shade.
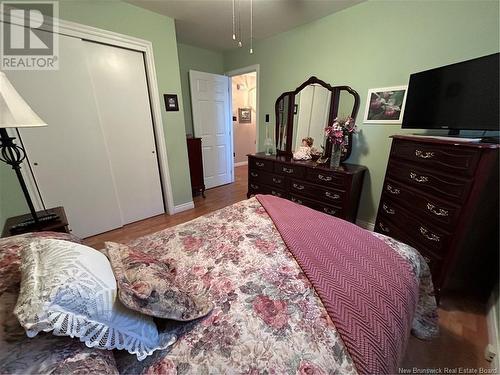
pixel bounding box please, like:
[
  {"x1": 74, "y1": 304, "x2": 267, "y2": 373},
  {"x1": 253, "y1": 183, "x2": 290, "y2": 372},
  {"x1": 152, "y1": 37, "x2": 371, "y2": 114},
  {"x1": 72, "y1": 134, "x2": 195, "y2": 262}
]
[{"x1": 0, "y1": 71, "x2": 47, "y2": 128}]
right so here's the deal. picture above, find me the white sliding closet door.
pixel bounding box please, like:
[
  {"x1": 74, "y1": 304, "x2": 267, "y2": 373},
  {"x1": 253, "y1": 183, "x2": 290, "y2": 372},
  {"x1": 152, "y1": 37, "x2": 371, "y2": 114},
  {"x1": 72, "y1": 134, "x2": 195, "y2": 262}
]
[
  {"x1": 5, "y1": 33, "x2": 123, "y2": 238},
  {"x1": 84, "y1": 41, "x2": 164, "y2": 225}
]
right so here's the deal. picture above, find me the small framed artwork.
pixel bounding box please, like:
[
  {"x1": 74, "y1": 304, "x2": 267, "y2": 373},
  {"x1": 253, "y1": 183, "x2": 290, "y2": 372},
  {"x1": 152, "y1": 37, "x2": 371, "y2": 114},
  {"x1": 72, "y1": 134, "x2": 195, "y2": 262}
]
[
  {"x1": 238, "y1": 107, "x2": 252, "y2": 123},
  {"x1": 363, "y1": 86, "x2": 407, "y2": 124},
  {"x1": 164, "y1": 94, "x2": 179, "y2": 111}
]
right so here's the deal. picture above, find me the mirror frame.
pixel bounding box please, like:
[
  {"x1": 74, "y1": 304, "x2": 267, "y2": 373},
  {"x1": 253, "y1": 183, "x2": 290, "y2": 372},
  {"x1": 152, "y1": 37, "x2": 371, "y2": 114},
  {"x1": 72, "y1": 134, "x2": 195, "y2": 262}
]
[{"x1": 275, "y1": 76, "x2": 360, "y2": 161}]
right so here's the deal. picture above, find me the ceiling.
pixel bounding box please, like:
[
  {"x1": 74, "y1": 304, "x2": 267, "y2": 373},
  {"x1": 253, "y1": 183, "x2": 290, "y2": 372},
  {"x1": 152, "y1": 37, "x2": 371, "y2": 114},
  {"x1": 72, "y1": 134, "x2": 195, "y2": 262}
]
[{"x1": 127, "y1": 0, "x2": 365, "y2": 51}]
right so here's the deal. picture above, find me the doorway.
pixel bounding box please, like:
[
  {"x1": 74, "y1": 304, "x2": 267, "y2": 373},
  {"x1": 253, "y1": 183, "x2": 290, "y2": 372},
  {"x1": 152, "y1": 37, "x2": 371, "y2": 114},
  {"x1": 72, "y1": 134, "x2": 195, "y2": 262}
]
[{"x1": 227, "y1": 65, "x2": 259, "y2": 169}]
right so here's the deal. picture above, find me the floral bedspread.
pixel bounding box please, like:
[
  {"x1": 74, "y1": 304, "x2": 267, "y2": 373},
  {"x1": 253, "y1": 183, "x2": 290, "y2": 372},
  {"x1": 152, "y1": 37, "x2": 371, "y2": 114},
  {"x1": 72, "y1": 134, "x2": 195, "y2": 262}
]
[
  {"x1": 117, "y1": 197, "x2": 437, "y2": 374},
  {"x1": 0, "y1": 199, "x2": 437, "y2": 374}
]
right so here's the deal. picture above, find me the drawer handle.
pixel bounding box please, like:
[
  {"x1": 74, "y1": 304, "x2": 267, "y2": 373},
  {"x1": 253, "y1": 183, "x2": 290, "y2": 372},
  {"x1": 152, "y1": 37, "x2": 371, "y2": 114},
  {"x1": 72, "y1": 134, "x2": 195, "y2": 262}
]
[
  {"x1": 256, "y1": 162, "x2": 264, "y2": 167},
  {"x1": 292, "y1": 183, "x2": 305, "y2": 190},
  {"x1": 415, "y1": 150, "x2": 435, "y2": 159},
  {"x1": 426, "y1": 203, "x2": 449, "y2": 217},
  {"x1": 271, "y1": 190, "x2": 282, "y2": 197},
  {"x1": 250, "y1": 183, "x2": 259, "y2": 189},
  {"x1": 386, "y1": 184, "x2": 400, "y2": 195},
  {"x1": 419, "y1": 226, "x2": 440, "y2": 242},
  {"x1": 323, "y1": 207, "x2": 337, "y2": 215},
  {"x1": 379, "y1": 222, "x2": 390, "y2": 233},
  {"x1": 423, "y1": 255, "x2": 431, "y2": 264},
  {"x1": 250, "y1": 172, "x2": 258, "y2": 177},
  {"x1": 410, "y1": 172, "x2": 429, "y2": 183},
  {"x1": 382, "y1": 203, "x2": 395, "y2": 215},
  {"x1": 282, "y1": 167, "x2": 294, "y2": 174},
  {"x1": 272, "y1": 177, "x2": 282, "y2": 184},
  {"x1": 325, "y1": 191, "x2": 340, "y2": 200},
  {"x1": 292, "y1": 197, "x2": 303, "y2": 205},
  {"x1": 318, "y1": 174, "x2": 332, "y2": 182}
]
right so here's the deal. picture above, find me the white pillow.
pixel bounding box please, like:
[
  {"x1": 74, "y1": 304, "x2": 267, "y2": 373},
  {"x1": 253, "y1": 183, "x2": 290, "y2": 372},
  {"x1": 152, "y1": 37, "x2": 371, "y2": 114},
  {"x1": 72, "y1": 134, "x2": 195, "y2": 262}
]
[{"x1": 14, "y1": 238, "x2": 176, "y2": 361}]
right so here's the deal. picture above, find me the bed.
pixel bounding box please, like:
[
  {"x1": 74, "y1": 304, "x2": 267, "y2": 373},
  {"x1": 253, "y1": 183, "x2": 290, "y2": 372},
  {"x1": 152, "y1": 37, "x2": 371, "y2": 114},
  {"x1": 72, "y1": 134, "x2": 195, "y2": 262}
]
[{"x1": 0, "y1": 196, "x2": 437, "y2": 374}]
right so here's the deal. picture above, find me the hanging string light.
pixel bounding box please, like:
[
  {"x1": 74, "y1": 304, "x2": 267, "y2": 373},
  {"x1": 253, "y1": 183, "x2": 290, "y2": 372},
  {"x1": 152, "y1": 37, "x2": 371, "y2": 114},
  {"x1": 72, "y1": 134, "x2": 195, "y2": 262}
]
[
  {"x1": 232, "y1": 0, "x2": 236, "y2": 41},
  {"x1": 250, "y1": 0, "x2": 253, "y2": 54},
  {"x1": 237, "y1": 0, "x2": 242, "y2": 48}
]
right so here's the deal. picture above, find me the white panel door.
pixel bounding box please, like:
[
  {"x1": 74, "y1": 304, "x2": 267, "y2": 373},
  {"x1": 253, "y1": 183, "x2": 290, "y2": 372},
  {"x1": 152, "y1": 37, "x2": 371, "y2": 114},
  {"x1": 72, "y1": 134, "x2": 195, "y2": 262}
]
[
  {"x1": 4, "y1": 33, "x2": 123, "y2": 238},
  {"x1": 84, "y1": 41, "x2": 164, "y2": 224},
  {"x1": 189, "y1": 70, "x2": 232, "y2": 189}
]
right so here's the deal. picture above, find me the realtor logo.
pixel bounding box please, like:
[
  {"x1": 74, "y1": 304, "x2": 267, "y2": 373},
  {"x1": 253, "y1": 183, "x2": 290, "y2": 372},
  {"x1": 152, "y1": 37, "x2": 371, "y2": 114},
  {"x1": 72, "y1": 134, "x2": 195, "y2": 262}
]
[{"x1": 1, "y1": 1, "x2": 59, "y2": 70}]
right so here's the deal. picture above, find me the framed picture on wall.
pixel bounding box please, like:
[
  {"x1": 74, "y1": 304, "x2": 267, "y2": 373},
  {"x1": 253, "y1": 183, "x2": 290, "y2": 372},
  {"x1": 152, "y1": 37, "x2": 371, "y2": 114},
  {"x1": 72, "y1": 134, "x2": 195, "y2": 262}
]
[
  {"x1": 238, "y1": 107, "x2": 252, "y2": 123},
  {"x1": 363, "y1": 86, "x2": 407, "y2": 124}
]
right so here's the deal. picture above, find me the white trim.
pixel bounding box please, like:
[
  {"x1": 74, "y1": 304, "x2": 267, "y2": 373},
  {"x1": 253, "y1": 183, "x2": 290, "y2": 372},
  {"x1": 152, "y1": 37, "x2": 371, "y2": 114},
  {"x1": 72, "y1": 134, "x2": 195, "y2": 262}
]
[
  {"x1": 226, "y1": 65, "x2": 260, "y2": 154},
  {"x1": 486, "y1": 292, "x2": 499, "y2": 368},
  {"x1": 172, "y1": 201, "x2": 195, "y2": 214},
  {"x1": 356, "y1": 219, "x2": 375, "y2": 231},
  {"x1": 1, "y1": 11, "x2": 176, "y2": 215},
  {"x1": 234, "y1": 161, "x2": 248, "y2": 167}
]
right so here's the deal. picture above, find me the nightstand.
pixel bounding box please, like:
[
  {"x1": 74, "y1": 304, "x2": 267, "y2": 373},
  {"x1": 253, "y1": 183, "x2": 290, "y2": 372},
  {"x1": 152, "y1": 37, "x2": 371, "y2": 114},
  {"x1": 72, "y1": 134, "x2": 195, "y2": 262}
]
[{"x1": 2, "y1": 207, "x2": 70, "y2": 237}]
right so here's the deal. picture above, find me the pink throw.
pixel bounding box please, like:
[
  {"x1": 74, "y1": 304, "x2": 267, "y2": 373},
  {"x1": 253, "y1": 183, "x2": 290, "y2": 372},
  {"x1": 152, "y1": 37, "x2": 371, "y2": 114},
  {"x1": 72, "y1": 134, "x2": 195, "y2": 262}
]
[{"x1": 257, "y1": 195, "x2": 419, "y2": 375}]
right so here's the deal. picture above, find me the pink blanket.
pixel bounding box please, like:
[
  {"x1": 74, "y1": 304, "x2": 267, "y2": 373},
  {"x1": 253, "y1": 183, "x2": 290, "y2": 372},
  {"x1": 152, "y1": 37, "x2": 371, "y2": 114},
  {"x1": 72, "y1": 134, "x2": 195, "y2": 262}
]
[{"x1": 257, "y1": 195, "x2": 419, "y2": 375}]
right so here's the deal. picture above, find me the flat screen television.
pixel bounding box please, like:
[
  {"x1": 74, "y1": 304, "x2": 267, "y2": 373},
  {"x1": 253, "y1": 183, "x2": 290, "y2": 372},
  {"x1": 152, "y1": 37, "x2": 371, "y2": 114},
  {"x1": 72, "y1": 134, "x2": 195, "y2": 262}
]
[{"x1": 402, "y1": 53, "x2": 499, "y2": 133}]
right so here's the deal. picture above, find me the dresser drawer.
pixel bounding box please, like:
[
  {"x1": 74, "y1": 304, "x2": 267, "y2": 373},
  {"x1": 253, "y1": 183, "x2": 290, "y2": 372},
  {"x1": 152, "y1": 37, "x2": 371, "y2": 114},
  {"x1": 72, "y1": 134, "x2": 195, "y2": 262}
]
[
  {"x1": 290, "y1": 179, "x2": 345, "y2": 205},
  {"x1": 391, "y1": 139, "x2": 480, "y2": 177},
  {"x1": 377, "y1": 202, "x2": 452, "y2": 256},
  {"x1": 249, "y1": 157, "x2": 274, "y2": 172},
  {"x1": 381, "y1": 179, "x2": 462, "y2": 229},
  {"x1": 249, "y1": 170, "x2": 285, "y2": 188},
  {"x1": 387, "y1": 161, "x2": 472, "y2": 203},
  {"x1": 306, "y1": 168, "x2": 345, "y2": 188},
  {"x1": 274, "y1": 162, "x2": 305, "y2": 178},
  {"x1": 248, "y1": 181, "x2": 287, "y2": 199},
  {"x1": 290, "y1": 194, "x2": 343, "y2": 218}
]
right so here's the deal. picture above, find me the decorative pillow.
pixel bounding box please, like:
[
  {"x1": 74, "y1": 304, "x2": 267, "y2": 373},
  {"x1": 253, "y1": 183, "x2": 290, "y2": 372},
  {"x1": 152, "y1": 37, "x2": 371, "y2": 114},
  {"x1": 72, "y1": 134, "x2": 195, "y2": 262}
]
[
  {"x1": 14, "y1": 238, "x2": 176, "y2": 361},
  {"x1": 105, "y1": 242, "x2": 213, "y2": 321}
]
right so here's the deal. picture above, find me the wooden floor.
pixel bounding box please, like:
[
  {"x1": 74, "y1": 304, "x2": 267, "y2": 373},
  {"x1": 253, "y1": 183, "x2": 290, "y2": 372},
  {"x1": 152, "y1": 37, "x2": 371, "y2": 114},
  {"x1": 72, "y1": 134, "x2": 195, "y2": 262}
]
[
  {"x1": 83, "y1": 165, "x2": 249, "y2": 249},
  {"x1": 84, "y1": 164, "x2": 491, "y2": 372}
]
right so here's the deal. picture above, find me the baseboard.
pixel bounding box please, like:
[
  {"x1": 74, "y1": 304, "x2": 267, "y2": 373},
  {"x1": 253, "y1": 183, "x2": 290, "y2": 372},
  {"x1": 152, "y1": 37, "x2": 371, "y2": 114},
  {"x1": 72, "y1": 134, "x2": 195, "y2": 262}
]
[
  {"x1": 356, "y1": 219, "x2": 375, "y2": 231},
  {"x1": 172, "y1": 201, "x2": 195, "y2": 214},
  {"x1": 486, "y1": 292, "x2": 500, "y2": 369},
  {"x1": 234, "y1": 161, "x2": 248, "y2": 167}
]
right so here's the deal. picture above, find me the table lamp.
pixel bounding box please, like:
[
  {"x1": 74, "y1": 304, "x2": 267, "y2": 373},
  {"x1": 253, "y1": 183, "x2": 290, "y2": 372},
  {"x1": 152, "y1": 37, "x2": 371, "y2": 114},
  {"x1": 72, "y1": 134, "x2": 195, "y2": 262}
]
[{"x1": 0, "y1": 71, "x2": 58, "y2": 232}]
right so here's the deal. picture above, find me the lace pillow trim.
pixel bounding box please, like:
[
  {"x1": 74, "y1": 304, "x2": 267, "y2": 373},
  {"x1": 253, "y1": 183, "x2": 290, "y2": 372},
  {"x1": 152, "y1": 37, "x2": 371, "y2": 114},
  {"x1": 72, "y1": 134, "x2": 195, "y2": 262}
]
[{"x1": 14, "y1": 239, "x2": 176, "y2": 361}]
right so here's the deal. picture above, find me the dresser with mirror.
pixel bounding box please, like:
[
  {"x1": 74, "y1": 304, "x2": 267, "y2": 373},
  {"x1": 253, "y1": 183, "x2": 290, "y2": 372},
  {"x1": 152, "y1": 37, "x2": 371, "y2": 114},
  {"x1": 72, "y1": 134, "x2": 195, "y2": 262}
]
[{"x1": 247, "y1": 76, "x2": 367, "y2": 223}]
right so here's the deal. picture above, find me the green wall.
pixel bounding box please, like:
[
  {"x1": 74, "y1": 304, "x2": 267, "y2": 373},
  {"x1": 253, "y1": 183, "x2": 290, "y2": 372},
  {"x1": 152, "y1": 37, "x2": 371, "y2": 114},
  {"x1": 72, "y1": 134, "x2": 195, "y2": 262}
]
[
  {"x1": 223, "y1": 0, "x2": 500, "y2": 225},
  {"x1": 177, "y1": 43, "x2": 225, "y2": 135},
  {"x1": 0, "y1": 0, "x2": 193, "y2": 229}
]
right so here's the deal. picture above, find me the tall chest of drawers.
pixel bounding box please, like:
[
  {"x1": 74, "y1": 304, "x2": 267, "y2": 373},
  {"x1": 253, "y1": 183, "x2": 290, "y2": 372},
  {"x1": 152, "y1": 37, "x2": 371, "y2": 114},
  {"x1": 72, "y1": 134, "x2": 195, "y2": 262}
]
[
  {"x1": 375, "y1": 135, "x2": 499, "y2": 297},
  {"x1": 247, "y1": 153, "x2": 367, "y2": 223}
]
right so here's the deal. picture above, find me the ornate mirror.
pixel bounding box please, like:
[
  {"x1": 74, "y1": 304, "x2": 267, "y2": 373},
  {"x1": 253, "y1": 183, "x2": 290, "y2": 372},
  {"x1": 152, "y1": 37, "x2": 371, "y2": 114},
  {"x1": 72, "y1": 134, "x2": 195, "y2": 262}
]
[{"x1": 275, "y1": 77, "x2": 360, "y2": 161}]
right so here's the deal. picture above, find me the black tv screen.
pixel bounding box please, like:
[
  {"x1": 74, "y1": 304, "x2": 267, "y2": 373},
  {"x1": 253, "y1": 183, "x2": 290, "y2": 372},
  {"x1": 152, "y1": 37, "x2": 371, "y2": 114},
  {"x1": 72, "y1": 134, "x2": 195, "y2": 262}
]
[{"x1": 402, "y1": 53, "x2": 499, "y2": 131}]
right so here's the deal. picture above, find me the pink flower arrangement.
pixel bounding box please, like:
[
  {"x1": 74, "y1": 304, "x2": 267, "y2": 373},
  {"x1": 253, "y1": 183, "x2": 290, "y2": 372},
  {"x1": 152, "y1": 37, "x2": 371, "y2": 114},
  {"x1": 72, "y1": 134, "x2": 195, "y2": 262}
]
[{"x1": 324, "y1": 116, "x2": 357, "y2": 145}]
